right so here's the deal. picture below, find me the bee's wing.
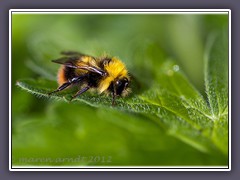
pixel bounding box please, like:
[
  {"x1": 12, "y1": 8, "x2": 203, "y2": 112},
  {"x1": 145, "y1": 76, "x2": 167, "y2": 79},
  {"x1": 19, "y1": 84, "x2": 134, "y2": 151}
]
[
  {"x1": 52, "y1": 55, "x2": 106, "y2": 76},
  {"x1": 60, "y1": 51, "x2": 88, "y2": 56},
  {"x1": 52, "y1": 56, "x2": 80, "y2": 68}
]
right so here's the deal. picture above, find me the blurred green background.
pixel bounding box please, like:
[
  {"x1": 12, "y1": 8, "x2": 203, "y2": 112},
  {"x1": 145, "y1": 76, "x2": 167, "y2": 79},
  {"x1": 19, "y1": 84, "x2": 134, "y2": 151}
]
[{"x1": 12, "y1": 13, "x2": 228, "y2": 166}]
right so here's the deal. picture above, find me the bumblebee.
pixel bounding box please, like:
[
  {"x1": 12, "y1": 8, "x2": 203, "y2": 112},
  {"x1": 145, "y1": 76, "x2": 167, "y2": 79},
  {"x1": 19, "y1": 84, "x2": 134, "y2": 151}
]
[{"x1": 49, "y1": 51, "x2": 130, "y2": 105}]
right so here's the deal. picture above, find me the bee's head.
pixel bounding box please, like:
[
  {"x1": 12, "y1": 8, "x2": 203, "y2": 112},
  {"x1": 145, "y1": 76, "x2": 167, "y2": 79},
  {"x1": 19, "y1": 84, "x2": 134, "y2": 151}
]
[{"x1": 114, "y1": 77, "x2": 130, "y2": 96}]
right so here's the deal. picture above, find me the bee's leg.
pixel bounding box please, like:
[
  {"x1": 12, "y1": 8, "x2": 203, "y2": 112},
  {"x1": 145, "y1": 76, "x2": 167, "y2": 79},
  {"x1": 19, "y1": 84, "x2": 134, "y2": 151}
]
[
  {"x1": 111, "y1": 92, "x2": 116, "y2": 106},
  {"x1": 48, "y1": 82, "x2": 72, "y2": 95},
  {"x1": 70, "y1": 86, "x2": 90, "y2": 101},
  {"x1": 48, "y1": 76, "x2": 86, "y2": 95}
]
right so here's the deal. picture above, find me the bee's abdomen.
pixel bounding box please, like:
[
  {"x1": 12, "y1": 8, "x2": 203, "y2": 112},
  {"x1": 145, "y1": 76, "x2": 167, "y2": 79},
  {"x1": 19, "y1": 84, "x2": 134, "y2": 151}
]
[
  {"x1": 57, "y1": 66, "x2": 76, "y2": 85},
  {"x1": 57, "y1": 66, "x2": 66, "y2": 85}
]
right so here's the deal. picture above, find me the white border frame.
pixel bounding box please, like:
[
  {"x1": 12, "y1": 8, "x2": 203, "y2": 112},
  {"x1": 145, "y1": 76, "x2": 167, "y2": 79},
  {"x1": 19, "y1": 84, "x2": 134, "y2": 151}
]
[{"x1": 9, "y1": 9, "x2": 231, "y2": 171}]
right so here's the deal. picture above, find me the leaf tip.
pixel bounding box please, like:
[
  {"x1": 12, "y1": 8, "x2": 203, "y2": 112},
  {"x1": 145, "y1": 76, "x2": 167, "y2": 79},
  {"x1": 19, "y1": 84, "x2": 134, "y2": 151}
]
[{"x1": 16, "y1": 81, "x2": 20, "y2": 86}]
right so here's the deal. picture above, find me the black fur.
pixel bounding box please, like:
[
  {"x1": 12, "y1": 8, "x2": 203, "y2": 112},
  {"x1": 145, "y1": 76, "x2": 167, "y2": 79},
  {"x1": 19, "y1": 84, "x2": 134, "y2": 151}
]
[{"x1": 64, "y1": 66, "x2": 77, "y2": 80}]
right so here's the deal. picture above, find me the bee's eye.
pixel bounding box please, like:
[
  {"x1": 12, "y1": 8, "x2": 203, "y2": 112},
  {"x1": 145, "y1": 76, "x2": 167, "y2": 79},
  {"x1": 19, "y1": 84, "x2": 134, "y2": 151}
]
[
  {"x1": 116, "y1": 80, "x2": 122, "y2": 86},
  {"x1": 115, "y1": 78, "x2": 129, "y2": 96}
]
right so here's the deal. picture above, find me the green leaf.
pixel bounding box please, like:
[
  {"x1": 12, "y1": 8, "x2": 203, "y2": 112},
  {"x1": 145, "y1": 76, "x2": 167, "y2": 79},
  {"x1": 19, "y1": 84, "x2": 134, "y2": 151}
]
[
  {"x1": 12, "y1": 103, "x2": 226, "y2": 166},
  {"x1": 205, "y1": 30, "x2": 228, "y2": 118},
  {"x1": 204, "y1": 29, "x2": 229, "y2": 155}
]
